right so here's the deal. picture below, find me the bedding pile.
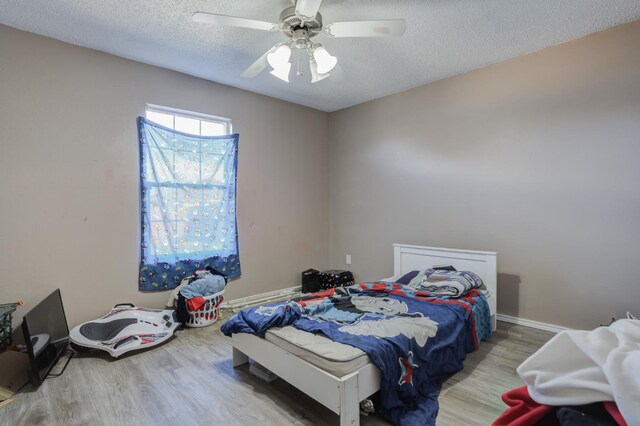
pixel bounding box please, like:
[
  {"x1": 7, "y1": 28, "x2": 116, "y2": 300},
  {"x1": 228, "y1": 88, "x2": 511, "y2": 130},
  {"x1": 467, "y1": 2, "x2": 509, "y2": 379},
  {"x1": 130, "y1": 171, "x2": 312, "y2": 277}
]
[
  {"x1": 222, "y1": 277, "x2": 492, "y2": 425},
  {"x1": 405, "y1": 268, "x2": 485, "y2": 297},
  {"x1": 494, "y1": 319, "x2": 640, "y2": 425}
]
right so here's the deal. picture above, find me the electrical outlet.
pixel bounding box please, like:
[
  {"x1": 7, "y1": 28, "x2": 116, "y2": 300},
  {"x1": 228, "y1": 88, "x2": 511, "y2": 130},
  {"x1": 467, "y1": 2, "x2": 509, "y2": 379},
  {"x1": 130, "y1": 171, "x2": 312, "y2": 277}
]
[{"x1": 346, "y1": 254, "x2": 351, "y2": 265}]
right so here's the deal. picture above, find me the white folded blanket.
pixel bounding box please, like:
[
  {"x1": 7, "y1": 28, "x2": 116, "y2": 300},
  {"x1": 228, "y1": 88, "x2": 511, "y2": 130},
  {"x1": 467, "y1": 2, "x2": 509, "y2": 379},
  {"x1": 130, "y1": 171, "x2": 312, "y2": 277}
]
[{"x1": 517, "y1": 319, "x2": 640, "y2": 423}]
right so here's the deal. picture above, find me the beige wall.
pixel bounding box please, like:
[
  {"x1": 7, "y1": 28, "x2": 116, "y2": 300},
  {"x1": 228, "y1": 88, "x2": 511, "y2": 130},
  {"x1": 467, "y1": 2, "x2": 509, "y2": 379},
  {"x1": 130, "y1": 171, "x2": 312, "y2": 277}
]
[
  {"x1": 2, "y1": 19, "x2": 640, "y2": 332},
  {"x1": 328, "y1": 20, "x2": 640, "y2": 329},
  {"x1": 0, "y1": 25, "x2": 330, "y2": 327}
]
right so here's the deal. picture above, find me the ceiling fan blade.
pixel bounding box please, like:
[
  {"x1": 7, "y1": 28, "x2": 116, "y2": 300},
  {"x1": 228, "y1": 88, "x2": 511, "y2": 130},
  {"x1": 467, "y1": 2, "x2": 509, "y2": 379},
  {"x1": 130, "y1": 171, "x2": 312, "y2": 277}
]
[
  {"x1": 241, "y1": 45, "x2": 279, "y2": 78},
  {"x1": 193, "y1": 12, "x2": 278, "y2": 31},
  {"x1": 295, "y1": 0, "x2": 323, "y2": 21},
  {"x1": 324, "y1": 19, "x2": 406, "y2": 38}
]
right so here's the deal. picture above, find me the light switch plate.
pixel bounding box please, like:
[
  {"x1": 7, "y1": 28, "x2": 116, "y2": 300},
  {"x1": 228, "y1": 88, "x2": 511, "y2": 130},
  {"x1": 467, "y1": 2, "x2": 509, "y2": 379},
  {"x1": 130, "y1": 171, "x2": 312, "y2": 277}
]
[{"x1": 346, "y1": 254, "x2": 351, "y2": 265}]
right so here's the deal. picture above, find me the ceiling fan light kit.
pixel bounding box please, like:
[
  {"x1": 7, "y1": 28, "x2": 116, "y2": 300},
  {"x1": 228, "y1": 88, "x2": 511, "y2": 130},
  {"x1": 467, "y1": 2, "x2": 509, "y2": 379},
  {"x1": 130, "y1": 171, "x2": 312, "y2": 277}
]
[
  {"x1": 309, "y1": 58, "x2": 330, "y2": 83},
  {"x1": 267, "y1": 51, "x2": 291, "y2": 81},
  {"x1": 312, "y1": 46, "x2": 337, "y2": 74},
  {"x1": 193, "y1": 0, "x2": 406, "y2": 83},
  {"x1": 267, "y1": 44, "x2": 292, "y2": 69},
  {"x1": 270, "y1": 61, "x2": 292, "y2": 82}
]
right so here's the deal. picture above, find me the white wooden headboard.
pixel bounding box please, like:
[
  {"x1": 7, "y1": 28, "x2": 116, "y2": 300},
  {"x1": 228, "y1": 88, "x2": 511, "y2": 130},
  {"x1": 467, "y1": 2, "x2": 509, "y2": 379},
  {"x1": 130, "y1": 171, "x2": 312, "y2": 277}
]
[{"x1": 390, "y1": 244, "x2": 498, "y2": 330}]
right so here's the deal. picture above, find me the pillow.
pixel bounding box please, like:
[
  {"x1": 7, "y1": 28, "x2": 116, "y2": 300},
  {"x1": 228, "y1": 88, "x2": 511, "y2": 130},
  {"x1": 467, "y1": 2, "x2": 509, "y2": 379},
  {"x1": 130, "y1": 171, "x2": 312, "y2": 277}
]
[
  {"x1": 396, "y1": 270, "x2": 420, "y2": 284},
  {"x1": 400, "y1": 268, "x2": 483, "y2": 297},
  {"x1": 432, "y1": 265, "x2": 457, "y2": 272},
  {"x1": 396, "y1": 266, "x2": 457, "y2": 284},
  {"x1": 420, "y1": 269, "x2": 484, "y2": 297}
]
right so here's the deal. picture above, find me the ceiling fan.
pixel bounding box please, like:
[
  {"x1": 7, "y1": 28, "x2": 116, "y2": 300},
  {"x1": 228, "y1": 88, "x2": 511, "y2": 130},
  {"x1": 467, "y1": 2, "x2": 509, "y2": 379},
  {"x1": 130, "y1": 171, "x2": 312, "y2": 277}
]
[{"x1": 193, "y1": 0, "x2": 406, "y2": 83}]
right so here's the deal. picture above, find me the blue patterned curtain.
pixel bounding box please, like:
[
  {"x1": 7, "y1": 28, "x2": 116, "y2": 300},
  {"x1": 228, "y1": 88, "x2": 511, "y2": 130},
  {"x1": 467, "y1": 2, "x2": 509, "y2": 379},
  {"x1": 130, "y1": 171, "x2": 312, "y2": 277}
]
[{"x1": 137, "y1": 117, "x2": 240, "y2": 291}]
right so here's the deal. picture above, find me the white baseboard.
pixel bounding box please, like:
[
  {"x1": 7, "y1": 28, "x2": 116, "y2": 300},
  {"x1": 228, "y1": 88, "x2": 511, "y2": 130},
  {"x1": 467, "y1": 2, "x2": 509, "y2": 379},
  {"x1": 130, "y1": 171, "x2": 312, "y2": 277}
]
[
  {"x1": 221, "y1": 286, "x2": 301, "y2": 312},
  {"x1": 497, "y1": 314, "x2": 569, "y2": 334}
]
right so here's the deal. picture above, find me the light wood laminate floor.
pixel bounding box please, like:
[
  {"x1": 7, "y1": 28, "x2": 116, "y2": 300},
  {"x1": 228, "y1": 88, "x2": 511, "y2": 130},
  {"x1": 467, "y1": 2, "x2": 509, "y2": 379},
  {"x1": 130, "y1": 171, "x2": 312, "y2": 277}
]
[{"x1": 0, "y1": 320, "x2": 553, "y2": 426}]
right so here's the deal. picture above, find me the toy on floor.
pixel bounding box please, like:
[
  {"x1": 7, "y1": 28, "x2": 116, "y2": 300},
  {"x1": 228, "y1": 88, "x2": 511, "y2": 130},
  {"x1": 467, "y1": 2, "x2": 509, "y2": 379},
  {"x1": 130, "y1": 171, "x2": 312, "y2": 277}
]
[
  {"x1": 69, "y1": 303, "x2": 180, "y2": 358},
  {"x1": 0, "y1": 300, "x2": 23, "y2": 350}
]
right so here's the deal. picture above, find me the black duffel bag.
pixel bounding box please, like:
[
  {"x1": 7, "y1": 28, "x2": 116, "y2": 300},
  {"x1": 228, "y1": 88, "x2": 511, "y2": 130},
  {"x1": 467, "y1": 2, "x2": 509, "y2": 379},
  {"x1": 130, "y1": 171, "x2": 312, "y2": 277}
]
[{"x1": 319, "y1": 270, "x2": 355, "y2": 290}]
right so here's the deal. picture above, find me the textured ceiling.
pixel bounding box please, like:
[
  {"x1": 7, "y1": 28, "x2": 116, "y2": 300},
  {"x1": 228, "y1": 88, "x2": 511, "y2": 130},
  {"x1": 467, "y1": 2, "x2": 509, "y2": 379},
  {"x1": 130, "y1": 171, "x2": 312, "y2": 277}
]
[{"x1": 1, "y1": 1, "x2": 640, "y2": 111}]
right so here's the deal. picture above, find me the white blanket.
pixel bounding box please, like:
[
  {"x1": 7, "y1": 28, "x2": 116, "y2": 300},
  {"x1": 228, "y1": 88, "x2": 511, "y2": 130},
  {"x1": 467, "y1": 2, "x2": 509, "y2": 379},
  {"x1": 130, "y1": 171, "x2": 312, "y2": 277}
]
[{"x1": 517, "y1": 319, "x2": 640, "y2": 424}]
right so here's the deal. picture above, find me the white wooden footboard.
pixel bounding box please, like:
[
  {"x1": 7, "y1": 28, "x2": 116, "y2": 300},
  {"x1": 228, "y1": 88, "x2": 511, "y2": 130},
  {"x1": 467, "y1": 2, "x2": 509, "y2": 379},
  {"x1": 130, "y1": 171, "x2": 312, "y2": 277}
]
[{"x1": 230, "y1": 333, "x2": 380, "y2": 426}]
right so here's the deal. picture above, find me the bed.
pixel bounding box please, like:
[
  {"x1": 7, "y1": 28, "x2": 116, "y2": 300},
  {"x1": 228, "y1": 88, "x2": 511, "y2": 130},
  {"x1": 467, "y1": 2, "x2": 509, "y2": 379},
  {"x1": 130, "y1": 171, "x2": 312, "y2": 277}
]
[{"x1": 226, "y1": 244, "x2": 497, "y2": 425}]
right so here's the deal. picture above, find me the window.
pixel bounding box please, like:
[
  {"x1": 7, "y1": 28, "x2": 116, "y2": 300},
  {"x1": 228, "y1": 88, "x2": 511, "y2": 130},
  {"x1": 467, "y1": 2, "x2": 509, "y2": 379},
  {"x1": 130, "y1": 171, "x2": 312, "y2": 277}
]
[
  {"x1": 145, "y1": 104, "x2": 232, "y2": 136},
  {"x1": 137, "y1": 106, "x2": 240, "y2": 291}
]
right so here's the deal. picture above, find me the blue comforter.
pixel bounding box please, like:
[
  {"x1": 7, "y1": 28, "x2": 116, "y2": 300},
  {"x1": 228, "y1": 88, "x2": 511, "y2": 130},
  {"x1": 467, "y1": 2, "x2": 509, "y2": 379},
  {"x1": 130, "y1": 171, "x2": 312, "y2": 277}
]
[{"x1": 221, "y1": 282, "x2": 491, "y2": 425}]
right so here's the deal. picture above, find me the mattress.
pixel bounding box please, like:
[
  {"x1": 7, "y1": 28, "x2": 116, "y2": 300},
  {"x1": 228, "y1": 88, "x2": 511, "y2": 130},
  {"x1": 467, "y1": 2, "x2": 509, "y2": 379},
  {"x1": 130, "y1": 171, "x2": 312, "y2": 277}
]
[
  {"x1": 265, "y1": 326, "x2": 371, "y2": 377},
  {"x1": 263, "y1": 288, "x2": 493, "y2": 378}
]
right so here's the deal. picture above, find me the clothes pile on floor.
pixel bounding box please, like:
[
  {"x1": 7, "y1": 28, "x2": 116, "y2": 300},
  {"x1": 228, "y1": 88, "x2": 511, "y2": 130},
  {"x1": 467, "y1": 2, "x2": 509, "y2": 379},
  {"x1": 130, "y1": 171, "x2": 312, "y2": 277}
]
[
  {"x1": 167, "y1": 268, "x2": 226, "y2": 324},
  {"x1": 494, "y1": 318, "x2": 640, "y2": 425}
]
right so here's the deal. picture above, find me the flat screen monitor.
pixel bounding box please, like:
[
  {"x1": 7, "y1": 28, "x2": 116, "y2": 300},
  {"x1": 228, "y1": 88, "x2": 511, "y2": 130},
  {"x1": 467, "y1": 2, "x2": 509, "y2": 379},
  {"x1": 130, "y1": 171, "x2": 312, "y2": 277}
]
[{"x1": 21, "y1": 289, "x2": 70, "y2": 387}]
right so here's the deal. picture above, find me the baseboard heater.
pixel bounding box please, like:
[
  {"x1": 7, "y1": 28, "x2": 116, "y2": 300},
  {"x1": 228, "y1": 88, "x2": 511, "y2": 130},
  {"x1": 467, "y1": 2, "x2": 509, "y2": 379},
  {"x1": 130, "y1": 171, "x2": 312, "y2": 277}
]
[{"x1": 221, "y1": 286, "x2": 301, "y2": 312}]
